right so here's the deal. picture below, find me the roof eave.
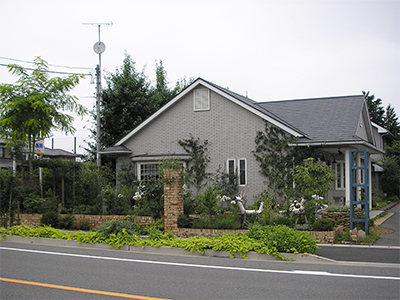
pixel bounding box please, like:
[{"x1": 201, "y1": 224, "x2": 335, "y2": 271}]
[{"x1": 289, "y1": 140, "x2": 384, "y2": 154}]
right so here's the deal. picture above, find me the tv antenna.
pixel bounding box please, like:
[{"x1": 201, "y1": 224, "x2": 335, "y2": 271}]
[{"x1": 83, "y1": 22, "x2": 113, "y2": 167}]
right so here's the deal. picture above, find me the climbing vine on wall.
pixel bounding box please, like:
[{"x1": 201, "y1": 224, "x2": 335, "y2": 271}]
[{"x1": 253, "y1": 123, "x2": 316, "y2": 200}]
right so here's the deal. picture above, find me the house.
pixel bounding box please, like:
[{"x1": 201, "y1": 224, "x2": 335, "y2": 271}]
[
  {"x1": 0, "y1": 139, "x2": 76, "y2": 170},
  {"x1": 102, "y1": 78, "x2": 385, "y2": 208},
  {"x1": 42, "y1": 147, "x2": 77, "y2": 161},
  {"x1": 0, "y1": 139, "x2": 14, "y2": 169}
]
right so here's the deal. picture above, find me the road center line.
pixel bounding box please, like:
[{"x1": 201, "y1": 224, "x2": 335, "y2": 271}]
[
  {"x1": 0, "y1": 277, "x2": 170, "y2": 300},
  {"x1": 1, "y1": 246, "x2": 399, "y2": 281}
]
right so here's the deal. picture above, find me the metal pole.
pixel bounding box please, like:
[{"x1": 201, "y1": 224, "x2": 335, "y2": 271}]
[
  {"x1": 96, "y1": 25, "x2": 102, "y2": 167},
  {"x1": 96, "y1": 64, "x2": 101, "y2": 167}
]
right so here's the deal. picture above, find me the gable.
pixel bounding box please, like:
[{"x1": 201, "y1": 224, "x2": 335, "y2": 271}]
[{"x1": 115, "y1": 78, "x2": 303, "y2": 146}]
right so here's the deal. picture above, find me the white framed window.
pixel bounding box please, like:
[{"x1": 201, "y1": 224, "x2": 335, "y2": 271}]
[
  {"x1": 238, "y1": 158, "x2": 247, "y2": 186},
  {"x1": 193, "y1": 89, "x2": 210, "y2": 111},
  {"x1": 335, "y1": 161, "x2": 346, "y2": 190},
  {"x1": 137, "y1": 163, "x2": 160, "y2": 181},
  {"x1": 137, "y1": 161, "x2": 187, "y2": 181}
]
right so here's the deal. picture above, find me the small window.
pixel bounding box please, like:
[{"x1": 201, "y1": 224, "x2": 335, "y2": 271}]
[
  {"x1": 238, "y1": 159, "x2": 247, "y2": 186},
  {"x1": 194, "y1": 89, "x2": 210, "y2": 111},
  {"x1": 335, "y1": 162, "x2": 346, "y2": 190},
  {"x1": 227, "y1": 159, "x2": 235, "y2": 175}
]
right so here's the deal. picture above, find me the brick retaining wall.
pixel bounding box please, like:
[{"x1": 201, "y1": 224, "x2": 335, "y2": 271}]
[{"x1": 5, "y1": 214, "x2": 154, "y2": 229}]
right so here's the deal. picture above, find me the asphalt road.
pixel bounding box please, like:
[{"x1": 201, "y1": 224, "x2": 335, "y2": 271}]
[
  {"x1": 316, "y1": 203, "x2": 400, "y2": 264},
  {"x1": 1, "y1": 242, "x2": 399, "y2": 300}
]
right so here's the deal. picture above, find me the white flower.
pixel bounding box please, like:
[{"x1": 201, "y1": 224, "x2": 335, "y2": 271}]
[
  {"x1": 230, "y1": 200, "x2": 236, "y2": 205},
  {"x1": 118, "y1": 194, "x2": 123, "y2": 198},
  {"x1": 133, "y1": 191, "x2": 143, "y2": 201}
]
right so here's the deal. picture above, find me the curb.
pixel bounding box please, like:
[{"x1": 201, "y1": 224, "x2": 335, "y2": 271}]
[
  {"x1": 0, "y1": 235, "x2": 328, "y2": 264},
  {"x1": 384, "y1": 201, "x2": 400, "y2": 211}
]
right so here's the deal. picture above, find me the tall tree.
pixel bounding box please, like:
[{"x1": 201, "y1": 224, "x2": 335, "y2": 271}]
[
  {"x1": 0, "y1": 57, "x2": 86, "y2": 176},
  {"x1": 383, "y1": 104, "x2": 400, "y2": 140},
  {"x1": 363, "y1": 91, "x2": 385, "y2": 127},
  {"x1": 90, "y1": 53, "x2": 192, "y2": 167}
]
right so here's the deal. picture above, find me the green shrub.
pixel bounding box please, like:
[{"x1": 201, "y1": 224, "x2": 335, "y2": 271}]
[
  {"x1": 58, "y1": 214, "x2": 74, "y2": 229},
  {"x1": 95, "y1": 219, "x2": 141, "y2": 239},
  {"x1": 40, "y1": 211, "x2": 60, "y2": 228},
  {"x1": 311, "y1": 218, "x2": 335, "y2": 231},
  {"x1": 191, "y1": 214, "x2": 242, "y2": 229},
  {"x1": 246, "y1": 224, "x2": 317, "y2": 254},
  {"x1": 178, "y1": 214, "x2": 191, "y2": 228},
  {"x1": 272, "y1": 216, "x2": 293, "y2": 227},
  {"x1": 71, "y1": 219, "x2": 92, "y2": 231}
]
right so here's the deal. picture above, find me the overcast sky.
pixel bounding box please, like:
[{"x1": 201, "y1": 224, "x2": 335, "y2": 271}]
[{"x1": 1, "y1": 0, "x2": 399, "y2": 154}]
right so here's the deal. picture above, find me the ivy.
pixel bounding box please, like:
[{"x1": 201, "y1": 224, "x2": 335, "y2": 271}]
[
  {"x1": 178, "y1": 135, "x2": 210, "y2": 192},
  {"x1": 0, "y1": 224, "x2": 307, "y2": 260}
]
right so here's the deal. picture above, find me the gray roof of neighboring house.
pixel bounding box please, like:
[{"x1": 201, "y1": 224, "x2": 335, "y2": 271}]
[
  {"x1": 44, "y1": 147, "x2": 76, "y2": 157},
  {"x1": 257, "y1": 95, "x2": 366, "y2": 144}
]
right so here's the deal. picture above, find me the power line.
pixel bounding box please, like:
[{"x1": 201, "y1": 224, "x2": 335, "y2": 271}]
[
  {"x1": 0, "y1": 56, "x2": 92, "y2": 70},
  {"x1": 0, "y1": 63, "x2": 92, "y2": 76}
]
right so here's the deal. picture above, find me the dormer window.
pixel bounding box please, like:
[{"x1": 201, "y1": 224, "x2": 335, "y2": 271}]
[{"x1": 193, "y1": 88, "x2": 210, "y2": 111}]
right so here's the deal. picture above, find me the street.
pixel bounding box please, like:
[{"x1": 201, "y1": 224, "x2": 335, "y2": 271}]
[{"x1": 1, "y1": 242, "x2": 399, "y2": 300}]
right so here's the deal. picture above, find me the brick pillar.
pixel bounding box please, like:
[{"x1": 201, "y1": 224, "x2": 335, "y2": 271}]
[{"x1": 164, "y1": 169, "x2": 183, "y2": 234}]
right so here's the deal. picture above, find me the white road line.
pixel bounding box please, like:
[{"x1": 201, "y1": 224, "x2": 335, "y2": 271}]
[{"x1": 1, "y1": 246, "x2": 399, "y2": 281}]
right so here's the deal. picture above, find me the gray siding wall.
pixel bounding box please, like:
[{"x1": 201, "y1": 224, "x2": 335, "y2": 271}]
[{"x1": 119, "y1": 86, "x2": 270, "y2": 203}]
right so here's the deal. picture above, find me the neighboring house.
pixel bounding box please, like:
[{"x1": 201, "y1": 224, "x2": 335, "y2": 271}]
[
  {"x1": 0, "y1": 139, "x2": 76, "y2": 169},
  {"x1": 42, "y1": 147, "x2": 76, "y2": 161},
  {"x1": 102, "y1": 78, "x2": 385, "y2": 208},
  {"x1": 0, "y1": 139, "x2": 14, "y2": 169}
]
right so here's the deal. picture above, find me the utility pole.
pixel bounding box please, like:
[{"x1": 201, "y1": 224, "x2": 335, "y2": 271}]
[{"x1": 83, "y1": 22, "x2": 112, "y2": 167}]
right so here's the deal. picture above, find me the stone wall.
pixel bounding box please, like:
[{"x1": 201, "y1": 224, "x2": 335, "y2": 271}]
[
  {"x1": 6, "y1": 214, "x2": 154, "y2": 229},
  {"x1": 163, "y1": 169, "x2": 184, "y2": 234},
  {"x1": 320, "y1": 212, "x2": 364, "y2": 228},
  {"x1": 307, "y1": 226, "x2": 343, "y2": 243}
]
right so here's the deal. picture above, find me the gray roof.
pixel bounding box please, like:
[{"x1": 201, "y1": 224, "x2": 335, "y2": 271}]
[
  {"x1": 44, "y1": 147, "x2": 76, "y2": 157},
  {"x1": 99, "y1": 145, "x2": 132, "y2": 155},
  {"x1": 202, "y1": 79, "x2": 305, "y2": 136},
  {"x1": 258, "y1": 95, "x2": 366, "y2": 144}
]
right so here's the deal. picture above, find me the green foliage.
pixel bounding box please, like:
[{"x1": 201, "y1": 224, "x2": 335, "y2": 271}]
[
  {"x1": 88, "y1": 54, "x2": 192, "y2": 164},
  {"x1": 58, "y1": 214, "x2": 74, "y2": 229},
  {"x1": 247, "y1": 224, "x2": 317, "y2": 254},
  {"x1": 1, "y1": 224, "x2": 292, "y2": 260},
  {"x1": 0, "y1": 168, "x2": 23, "y2": 218},
  {"x1": 291, "y1": 158, "x2": 336, "y2": 200},
  {"x1": 178, "y1": 135, "x2": 210, "y2": 192},
  {"x1": 133, "y1": 177, "x2": 164, "y2": 219},
  {"x1": 253, "y1": 124, "x2": 316, "y2": 199},
  {"x1": 95, "y1": 219, "x2": 141, "y2": 239},
  {"x1": 0, "y1": 57, "x2": 86, "y2": 176},
  {"x1": 272, "y1": 216, "x2": 293, "y2": 227},
  {"x1": 22, "y1": 193, "x2": 45, "y2": 214},
  {"x1": 214, "y1": 166, "x2": 238, "y2": 198},
  {"x1": 196, "y1": 185, "x2": 222, "y2": 216},
  {"x1": 40, "y1": 211, "x2": 60, "y2": 228},
  {"x1": 191, "y1": 213, "x2": 242, "y2": 230},
  {"x1": 311, "y1": 218, "x2": 335, "y2": 231},
  {"x1": 73, "y1": 162, "x2": 114, "y2": 215},
  {"x1": 178, "y1": 214, "x2": 191, "y2": 228},
  {"x1": 382, "y1": 155, "x2": 400, "y2": 197},
  {"x1": 101, "y1": 186, "x2": 133, "y2": 215}
]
